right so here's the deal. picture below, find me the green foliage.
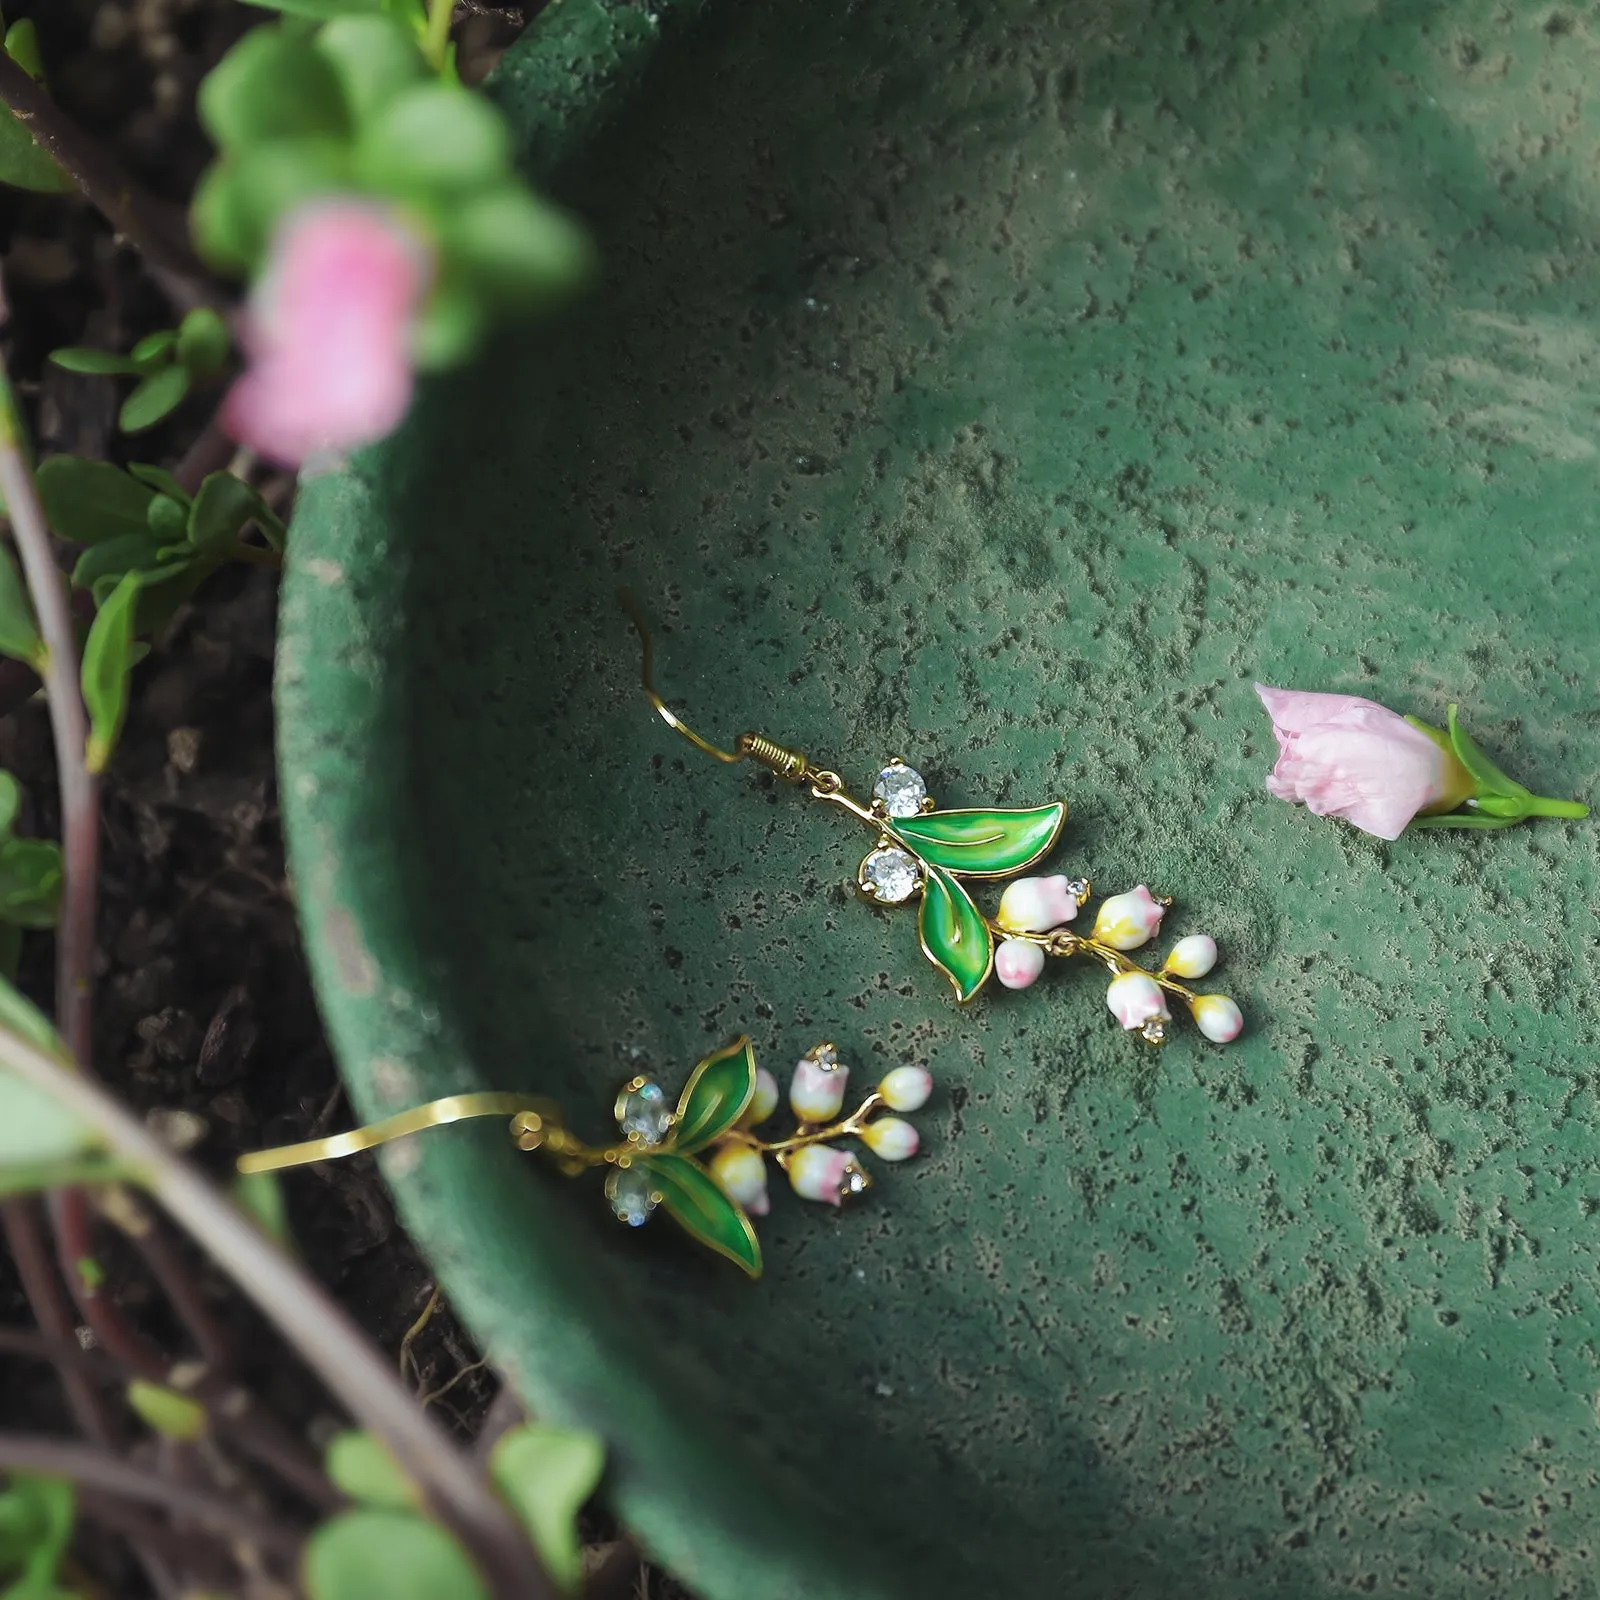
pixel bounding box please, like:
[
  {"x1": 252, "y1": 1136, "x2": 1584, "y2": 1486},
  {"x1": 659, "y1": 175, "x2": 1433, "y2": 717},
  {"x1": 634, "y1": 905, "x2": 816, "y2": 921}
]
[
  {"x1": 200, "y1": 27, "x2": 351, "y2": 150},
  {"x1": 303, "y1": 1510, "x2": 489, "y2": 1600},
  {"x1": 0, "y1": 22, "x2": 71, "y2": 195},
  {"x1": 232, "y1": 1168, "x2": 293, "y2": 1246},
  {"x1": 36, "y1": 456, "x2": 154, "y2": 544},
  {"x1": 176, "y1": 308, "x2": 231, "y2": 379},
  {"x1": 315, "y1": 14, "x2": 426, "y2": 123},
  {"x1": 189, "y1": 472, "x2": 283, "y2": 554},
  {"x1": 0, "y1": 1474, "x2": 77, "y2": 1598},
  {"x1": 488, "y1": 1425, "x2": 604, "y2": 1597},
  {"x1": 670, "y1": 1037, "x2": 756, "y2": 1154},
  {"x1": 49, "y1": 309, "x2": 232, "y2": 435},
  {"x1": 3, "y1": 20, "x2": 44, "y2": 82},
  {"x1": 241, "y1": 0, "x2": 391, "y2": 15},
  {"x1": 642, "y1": 1152, "x2": 762, "y2": 1278},
  {"x1": 119, "y1": 363, "x2": 191, "y2": 435},
  {"x1": 82, "y1": 572, "x2": 142, "y2": 774},
  {"x1": 0, "y1": 839, "x2": 63, "y2": 929},
  {"x1": 0, "y1": 973, "x2": 91, "y2": 1169},
  {"x1": 325, "y1": 1432, "x2": 418, "y2": 1510},
  {"x1": 0, "y1": 542, "x2": 42, "y2": 668},
  {"x1": 48, "y1": 349, "x2": 141, "y2": 377},
  {"x1": 126, "y1": 1379, "x2": 207, "y2": 1442}
]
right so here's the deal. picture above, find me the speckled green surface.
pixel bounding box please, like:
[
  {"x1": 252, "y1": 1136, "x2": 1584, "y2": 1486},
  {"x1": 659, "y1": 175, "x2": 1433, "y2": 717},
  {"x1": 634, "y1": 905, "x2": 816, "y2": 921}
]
[{"x1": 278, "y1": 1, "x2": 1600, "y2": 1594}]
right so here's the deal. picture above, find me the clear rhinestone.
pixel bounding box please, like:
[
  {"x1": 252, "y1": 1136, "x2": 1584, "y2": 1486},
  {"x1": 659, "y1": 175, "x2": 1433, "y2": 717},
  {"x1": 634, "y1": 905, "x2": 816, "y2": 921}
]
[
  {"x1": 1066, "y1": 877, "x2": 1091, "y2": 902},
  {"x1": 810, "y1": 1042, "x2": 841, "y2": 1072},
  {"x1": 605, "y1": 1165, "x2": 658, "y2": 1227},
  {"x1": 873, "y1": 761, "x2": 928, "y2": 818},
  {"x1": 860, "y1": 846, "x2": 921, "y2": 904},
  {"x1": 841, "y1": 1160, "x2": 871, "y2": 1199},
  {"x1": 615, "y1": 1081, "x2": 672, "y2": 1146},
  {"x1": 1140, "y1": 1018, "x2": 1167, "y2": 1045}
]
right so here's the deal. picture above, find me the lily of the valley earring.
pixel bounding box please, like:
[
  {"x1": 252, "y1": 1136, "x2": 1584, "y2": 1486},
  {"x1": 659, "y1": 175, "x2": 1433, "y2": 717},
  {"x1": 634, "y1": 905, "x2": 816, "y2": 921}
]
[
  {"x1": 239, "y1": 1037, "x2": 931, "y2": 1279},
  {"x1": 625, "y1": 596, "x2": 1242, "y2": 1046}
]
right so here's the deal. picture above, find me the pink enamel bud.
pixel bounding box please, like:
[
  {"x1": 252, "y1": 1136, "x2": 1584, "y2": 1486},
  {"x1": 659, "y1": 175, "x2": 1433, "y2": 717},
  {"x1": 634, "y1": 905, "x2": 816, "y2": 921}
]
[
  {"x1": 861, "y1": 1117, "x2": 920, "y2": 1162},
  {"x1": 787, "y1": 1144, "x2": 869, "y2": 1206},
  {"x1": 1163, "y1": 934, "x2": 1217, "y2": 979},
  {"x1": 1092, "y1": 885, "x2": 1166, "y2": 951},
  {"x1": 878, "y1": 1065, "x2": 932, "y2": 1113},
  {"x1": 790, "y1": 1049, "x2": 848, "y2": 1123},
  {"x1": 995, "y1": 938, "x2": 1046, "y2": 990},
  {"x1": 708, "y1": 1143, "x2": 770, "y2": 1215},
  {"x1": 1106, "y1": 971, "x2": 1171, "y2": 1031},
  {"x1": 1191, "y1": 994, "x2": 1244, "y2": 1043},
  {"x1": 997, "y1": 874, "x2": 1081, "y2": 933},
  {"x1": 741, "y1": 1067, "x2": 779, "y2": 1126}
]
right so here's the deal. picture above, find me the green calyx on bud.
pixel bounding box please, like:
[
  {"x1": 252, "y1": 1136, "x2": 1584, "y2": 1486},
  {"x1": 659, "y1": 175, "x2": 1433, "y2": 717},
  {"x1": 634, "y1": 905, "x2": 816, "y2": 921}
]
[{"x1": 1406, "y1": 705, "x2": 1589, "y2": 832}]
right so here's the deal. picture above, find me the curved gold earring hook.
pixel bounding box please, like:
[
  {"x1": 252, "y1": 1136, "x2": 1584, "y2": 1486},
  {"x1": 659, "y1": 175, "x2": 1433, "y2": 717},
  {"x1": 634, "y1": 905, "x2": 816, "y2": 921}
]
[{"x1": 619, "y1": 588, "x2": 746, "y2": 765}]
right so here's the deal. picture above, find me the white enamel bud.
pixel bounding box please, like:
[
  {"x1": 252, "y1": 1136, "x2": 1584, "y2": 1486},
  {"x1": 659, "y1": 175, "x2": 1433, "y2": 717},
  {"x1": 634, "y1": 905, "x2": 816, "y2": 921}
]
[
  {"x1": 997, "y1": 874, "x2": 1081, "y2": 933},
  {"x1": 1191, "y1": 994, "x2": 1244, "y2": 1044},
  {"x1": 878, "y1": 1065, "x2": 932, "y2": 1113},
  {"x1": 708, "y1": 1143, "x2": 770, "y2": 1215},
  {"x1": 1163, "y1": 934, "x2": 1217, "y2": 979},
  {"x1": 789, "y1": 1054, "x2": 849, "y2": 1122},
  {"x1": 1092, "y1": 885, "x2": 1166, "y2": 951},
  {"x1": 861, "y1": 1117, "x2": 920, "y2": 1162},
  {"x1": 741, "y1": 1066, "x2": 779, "y2": 1126},
  {"x1": 995, "y1": 938, "x2": 1046, "y2": 990},
  {"x1": 1106, "y1": 971, "x2": 1171, "y2": 1031},
  {"x1": 787, "y1": 1144, "x2": 868, "y2": 1206}
]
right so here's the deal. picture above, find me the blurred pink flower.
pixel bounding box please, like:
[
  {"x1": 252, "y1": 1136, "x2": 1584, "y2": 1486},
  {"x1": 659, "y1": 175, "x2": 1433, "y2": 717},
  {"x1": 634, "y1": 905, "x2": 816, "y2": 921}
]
[
  {"x1": 223, "y1": 200, "x2": 432, "y2": 468},
  {"x1": 1255, "y1": 684, "x2": 1473, "y2": 840}
]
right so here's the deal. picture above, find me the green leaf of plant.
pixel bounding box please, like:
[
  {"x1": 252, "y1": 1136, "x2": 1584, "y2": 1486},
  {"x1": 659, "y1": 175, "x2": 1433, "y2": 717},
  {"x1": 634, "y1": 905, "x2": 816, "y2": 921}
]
[
  {"x1": 0, "y1": 106, "x2": 73, "y2": 195},
  {"x1": 409, "y1": 279, "x2": 487, "y2": 371},
  {"x1": 302, "y1": 1510, "x2": 489, "y2": 1600},
  {"x1": 199, "y1": 27, "x2": 352, "y2": 152},
  {"x1": 146, "y1": 493, "x2": 189, "y2": 545},
  {"x1": 232, "y1": 1169, "x2": 293, "y2": 1247},
  {"x1": 0, "y1": 972, "x2": 65, "y2": 1063},
  {"x1": 443, "y1": 188, "x2": 595, "y2": 305},
  {"x1": 0, "y1": 975, "x2": 91, "y2": 1167},
  {"x1": 1406, "y1": 811, "x2": 1523, "y2": 831},
  {"x1": 324, "y1": 1432, "x2": 417, "y2": 1510},
  {"x1": 129, "y1": 330, "x2": 178, "y2": 371},
  {"x1": 0, "y1": 1474, "x2": 74, "y2": 1591},
  {"x1": 175, "y1": 308, "x2": 231, "y2": 380},
  {"x1": 891, "y1": 802, "x2": 1065, "y2": 877},
  {"x1": 0, "y1": 1153, "x2": 132, "y2": 1199},
  {"x1": 119, "y1": 365, "x2": 191, "y2": 434},
  {"x1": 917, "y1": 865, "x2": 993, "y2": 1002},
  {"x1": 671, "y1": 1036, "x2": 756, "y2": 1154},
  {"x1": 192, "y1": 138, "x2": 356, "y2": 276},
  {"x1": 640, "y1": 1152, "x2": 761, "y2": 1278},
  {"x1": 71, "y1": 531, "x2": 166, "y2": 596},
  {"x1": 1445, "y1": 704, "x2": 1529, "y2": 802},
  {"x1": 36, "y1": 456, "x2": 156, "y2": 544},
  {"x1": 315, "y1": 15, "x2": 426, "y2": 125},
  {"x1": 240, "y1": 0, "x2": 389, "y2": 14},
  {"x1": 126, "y1": 464, "x2": 191, "y2": 504},
  {"x1": 489, "y1": 1425, "x2": 604, "y2": 1597},
  {"x1": 187, "y1": 472, "x2": 273, "y2": 555},
  {"x1": 81, "y1": 572, "x2": 142, "y2": 775},
  {"x1": 356, "y1": 82, "x2": 510, "y2": 197},
  {"x1": 4, "y1": 20, "x2": 44, "y2": 81},
  {"x1": 0, "y1": 544, "x2": 42, "y2": 667},
  {"x1": 0, "y1": 774, "x2": 21, "y2": 843},
  {"x1": 47, "y1": 348, "x2": 142, "y2": 377},
  {"x1": 126, "y1": 1380, "x2": 206, "y2": 1443},
  {"x1": 0, "y1": 838, "x2": 63, "y2": 929}
]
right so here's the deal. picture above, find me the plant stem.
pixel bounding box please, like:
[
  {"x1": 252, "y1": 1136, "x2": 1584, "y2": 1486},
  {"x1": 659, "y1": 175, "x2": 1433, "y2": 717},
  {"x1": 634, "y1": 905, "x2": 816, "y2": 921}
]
[
  {"x1": 1526, "y1": 795, "x2": 1589, "y2": 819},
  {"x1": 0, "y1": 1434, "x2": 305, "y2": 1561},
  {"x1": 0, "y1": 1019, "x2": 556, "y2": 1599},
  {"x1": 423, "y1": 0, "x2": 456, "y2": 71},
  {"x1": 0, "y1": 52, "x2": 209, "y2": 287}
]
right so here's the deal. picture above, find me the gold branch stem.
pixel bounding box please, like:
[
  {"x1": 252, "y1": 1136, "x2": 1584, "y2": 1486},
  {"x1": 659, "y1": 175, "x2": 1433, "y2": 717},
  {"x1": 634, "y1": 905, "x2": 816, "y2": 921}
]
[{"x1": 725, "y1": 1091, "x2": 886, "y2": 1157}]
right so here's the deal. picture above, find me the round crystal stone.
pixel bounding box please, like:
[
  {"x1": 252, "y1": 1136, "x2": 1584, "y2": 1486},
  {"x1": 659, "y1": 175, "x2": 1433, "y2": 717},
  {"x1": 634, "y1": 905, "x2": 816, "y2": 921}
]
[
  {"x1": 811, "y1": 1042, "x2": 841, "y2": 1072},
  {"x1": 606, "y1": 1166, "x2": 658, "y2": 1227},
  {"x1": 860, "y1": 846, "x2": 921, "y2": 904},
  {"x1": 1141, "y1": 1017, "x2": 1167, "y2": 1045},
  {"x1": 841, "y1": 1160, "x2": 871, "y2": 1198},
  {"x1": 616, "y1": 1081, "x2": 672, "y2": 1145},
  {"x1": 873, "y1": 762, "x2": 928, "y2": 818},
  {"x1": 1066, "y1": 878, "x2": 1091, "y2": 902}
]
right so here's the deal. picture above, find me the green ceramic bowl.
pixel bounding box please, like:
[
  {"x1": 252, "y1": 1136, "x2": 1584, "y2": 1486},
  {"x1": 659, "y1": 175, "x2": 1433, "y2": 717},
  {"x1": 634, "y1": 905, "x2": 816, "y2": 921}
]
[{"x1": 278, "y1": 1, "x2": 1600, "y2": 1594}]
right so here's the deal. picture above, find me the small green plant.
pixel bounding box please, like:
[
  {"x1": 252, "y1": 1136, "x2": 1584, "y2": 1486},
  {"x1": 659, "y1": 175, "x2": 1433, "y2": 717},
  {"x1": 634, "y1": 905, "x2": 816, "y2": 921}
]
[{"x1": 49, "y1": 308, "x2": 232, "y2": 435}]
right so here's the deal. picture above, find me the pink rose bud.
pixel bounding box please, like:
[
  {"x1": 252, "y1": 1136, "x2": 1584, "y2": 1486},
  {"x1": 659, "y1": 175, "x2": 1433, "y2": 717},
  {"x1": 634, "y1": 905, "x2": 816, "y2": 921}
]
[
  {"x1": 789, "y1": 1050, "x2": 848, "y2": 1123},
  {"x1": 1191, "y1": 994, "x2": 1244, "y2": 1044},
  {"x1": 861, "y1": 1116, "x2": 919, "y2": 1162},
  {"x1": 223, "y1": 199, "x2": 433, "y2": 469},
  {"x1": 740, "y1": 1067, "x2": 779, "y2": 1127},
  {"x1": 1254, "y1": 684, "x2": 1475, "y2": 841},
  {"x1": 877, "y1": 1065, "x2": 932, "y2": 1113},
  {"x1": 1105, "y1": 971, "x2": 1170, "y2": 1031},
  {"x1": 708, "y1": 1143, "x2": 770, "y2": 1215},
  {"x1": 787, "y1": 1144, "x2": 868, "y2": 1206},
  {"x1": 1092, "y1": 885, "x2": 1166, "y2": 951},
  {"x1": 1163, "y1": 934, "x2": 1218, "y2": 979},
  {"x1": 995, "y1": 937, "x2": 1046, "y2": 990},
  {"x1": 997, "y1": 874, "x2": 1081, "y2": 933}
]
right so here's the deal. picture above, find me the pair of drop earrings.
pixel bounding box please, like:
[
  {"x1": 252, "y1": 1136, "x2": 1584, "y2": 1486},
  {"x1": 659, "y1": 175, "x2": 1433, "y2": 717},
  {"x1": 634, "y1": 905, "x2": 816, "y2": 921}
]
[{"x1": 241, "y1": 599, "x2": 1243, "y2": 1277}]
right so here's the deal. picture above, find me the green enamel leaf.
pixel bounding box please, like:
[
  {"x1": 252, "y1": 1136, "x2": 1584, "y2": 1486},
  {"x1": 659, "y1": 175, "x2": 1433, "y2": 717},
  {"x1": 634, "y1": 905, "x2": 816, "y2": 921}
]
[
  {"x1": 918, "y1": 866, "x2": 993, "y2": 1002},
  {"x1": 1445, "y1": 704, "x2": 1528, "y2": 800},
  {"x1": 641, "y1": 1153, "x2": 761, "y2": 1278},
  {"x1": 891, "y1": 802, "x2": 1065, "y2": 877},
  {"x1": 671, "y1": 1036, "x2": 756, "y2": 1154}
]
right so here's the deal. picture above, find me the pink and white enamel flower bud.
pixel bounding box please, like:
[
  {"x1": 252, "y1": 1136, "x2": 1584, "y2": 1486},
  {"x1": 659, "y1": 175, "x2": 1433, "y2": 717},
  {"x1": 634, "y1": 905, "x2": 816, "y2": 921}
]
[
  {"x1": 1254, "y1": 684, "x2": 1475, "y2": 841},
  {"x1": 1190, "y1": 994, "x2": 1244, "y2": 1044},
  {"x1": 787, "y1": 1144, "x2": 869, "y2": 1206},
  {"x1": 1092, "y1": 885, "x2": 1166, "y2": 951},
  {"x1": 997, "y1": 874, "x2": 1081, "y2": 933},
  {"x1": 1106, "y1": 971, "x2": 1170, "y2": 1032},
  {"x1": 995, "y1": 938, "x2": 1046, "y2": 990},
  {"x1": 860, "y1": 1117, "x2": 919, "y2": 1162},
  {"x1": 877, "y1": 1065, "x2": 932, "y2": 1113},
  {"x1": 223, "y1": 199, "x2": 434, "y2": 469},
  {"x1": 1163, "y1": 934, "x2": 1218, "y2": 979},
  {"x1": 789, "y1": 1046, "x2": 848, "y2": 1123},
  {"x1": 740, "y1": 1067, "x2": 779, "y2": 1127},
  {"x1": 708, "y1": 1143, "x2": 770, "y2": 1215}
]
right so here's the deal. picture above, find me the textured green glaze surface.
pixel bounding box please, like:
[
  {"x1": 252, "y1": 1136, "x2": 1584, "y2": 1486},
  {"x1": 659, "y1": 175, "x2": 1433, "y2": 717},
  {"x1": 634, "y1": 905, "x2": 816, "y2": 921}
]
[{"x1": 278, "y1": 1, "x2": 1600, "y2": 1595}]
